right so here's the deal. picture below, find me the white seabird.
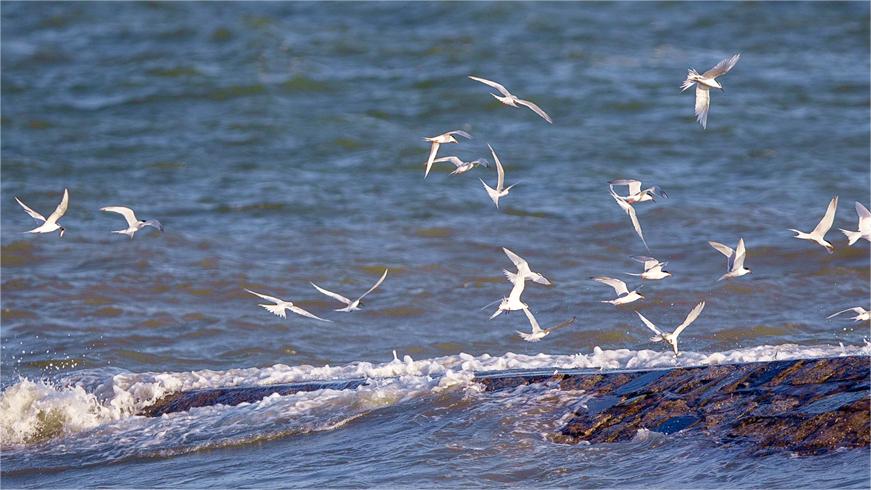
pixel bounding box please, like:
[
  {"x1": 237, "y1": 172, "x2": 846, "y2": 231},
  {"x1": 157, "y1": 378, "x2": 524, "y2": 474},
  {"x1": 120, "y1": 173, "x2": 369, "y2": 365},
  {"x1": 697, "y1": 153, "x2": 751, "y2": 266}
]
[
  {"x1": 635, "y1": 301, "x2": 706, "y2": 356},
  {"x1": 423, "y1": 130, "x2": 471, "y2": 178},
  {"x1": 480, "y1": 144, "x2": 516, "y2": 208},
  {"x1": 609, "y1": 188, "x2": 648, "y2": 251},
  {"x1": 626, "y1": 256, "x2": 671, "y2": 281},
  {"x1": 15, "y1": 188, "x2": 69, "y2": 238},
  {"x1": 789, "y1": 196, "x2": 839, "y2": 254},
  {"x1": 708, "y1": 238, "x2": 750, "y2": 281},
  {"x1": 245, "y1": 289, "x2": 331, "y2": 322},
  {"x1": 431, "y1": 156, "x2": 490, "y2": 175},
  {"x1": 839, "y1": 202, "x2": 871, "y2": 246},
  {"x1": 592, "y1": 276, "x2": 644, "y2": 306},
  {"x1": 100, "y1": 206, "x2": 164, "y2": 239},
  {"x1": 468, "y1": 75, "x2": 552, "y2": 123},
  {"x1": 310, "y1": 268, "x2": 389, "y2": 312},
  {"x1": 608, "y1": 179, "x2": 668, "y2": 204},
  {"x1": 681, "y1": 53, "x2": 741, "y2": 129},
  {"x1": 827, "y1": 307, "x2": 870, "y2": 323},
  {"x1": 516, "y1": 307, "x2": 576, "y2": 342}
]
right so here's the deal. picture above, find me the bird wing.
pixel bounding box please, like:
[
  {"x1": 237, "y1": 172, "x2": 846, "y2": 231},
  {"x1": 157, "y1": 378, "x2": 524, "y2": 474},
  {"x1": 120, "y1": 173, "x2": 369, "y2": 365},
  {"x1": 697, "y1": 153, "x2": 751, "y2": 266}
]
[
  {"x1": 547, "y1": 316, "x2": 577, "y2": 333},
  {"x1": 649, "y1": 185, "x2": 668, "y2": 199},
  {"x1": 488, "y1": 144, "x2": 505, "y2": 190},
  {"x1": 15, "y1": 197, "x2": 46, "y2": 222},
  {"x1": 673, "y1": 301, "x2": 706, "y2": 339},
  {"x1": 856, "y1": 202, "x2": 871, "y2": 233},
  {"x1": 142, "y1": 219, "x2": 164, "y2": 231},
  {"x1": 502, "y1": 247, "x2": 527, "y2": 269},
  {"x1": 433, "y1": 156, "x2": 464, "y2": 168},
  {"x1": 45, "y1": 188, "x2": 69, "y2": 224},
  {"x1": 732, "y1": 238, "x2": 747, "y2": 271},
  {"x1": 245, "y1": 288, "x2": 284, "y2": 304},
  {"x1": 593, "y1": 276, "x2": 629, "y2": 296},
  {"x1": 521, "y1": 307, "x2": 542, "y2": 333},
  {"x1": 609, "y1": 179, "x2": 641, "y2": 194},
  {"x1": 515, "y1": 98, "x2": 553, "y2": 124},
  {"x1": 695, "y1": 86, "x2": 710, "y2": 129},
  {"x1": 812, "y1": 196, "x2": 839, "y2": 237},
  {"x1": 827, "y1": 307, "x2": 865, "y2": 319},
  {"x1": 425, "y1": 142, "x2": 440, "y2": 178},
  {"x1": 503, "y1": 269, "x2": 518, "y2": 283},
  {"x1": 357, "y1": 268, "x2": 388, "y2": 301},
  {"x1": 468, "y1": 75, "x2": 512, "y2": 97},
  {"x1": 631, "y1": 255, "x2": 659, "y2": 270},
  {"x1": 708, "y1": 240, "x2": 734, "y2": 270},
  {"x1": 310, "y1": 282, "x2": 352, "y2": 305},
  {"x1": 635, "y1": 311, "x2": 663, "y2": 336},
  {"x1": 625, "y1": 203, "x2": 648, "y2": 250},
  {"x1": 288, "y1": 305, "x2": 332, "y2": 322},
  {"x1": 101, "y1": 206, "x2": 139, "y2": 227},
  {"x1": 702, "y1": 53, "x2": 741, "y2": 79},
  {"x1": 447, "y1": 130, "x2": 472, "y2": 140}
]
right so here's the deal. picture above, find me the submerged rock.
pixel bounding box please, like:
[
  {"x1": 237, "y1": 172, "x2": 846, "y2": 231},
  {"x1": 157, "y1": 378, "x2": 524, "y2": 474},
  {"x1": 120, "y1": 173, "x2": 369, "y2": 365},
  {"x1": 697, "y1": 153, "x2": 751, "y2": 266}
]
[{"x1": 475, "y1": 356, "x2": 869, "y2": 455}]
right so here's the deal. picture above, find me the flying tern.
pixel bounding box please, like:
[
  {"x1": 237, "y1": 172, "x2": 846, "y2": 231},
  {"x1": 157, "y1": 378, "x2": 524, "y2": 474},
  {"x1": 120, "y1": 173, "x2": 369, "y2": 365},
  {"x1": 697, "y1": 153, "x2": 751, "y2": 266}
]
[
  {"x1": 592, "y1": 276, "x2": 644, "y2": 305},
  {"x1": 608, "y1": 179, "x2": 668, "y2": 204},
  {"x1": 789, "y1": 196, "x2": 838, "y2": 253},
  {"x1": 681, "y1": 53, "x2": 740, "y2": 129},
  {"x1": 516, "y1": 307, "x2": 576, "y2": 342},
  {"x1": 839, "y1": 202, "x2": 870, "y2": 246},
  {"x1": 635, "y1": 301, "x2": 706, "y2": 356},
  {"x1": 15, "y1": 188, "x2": 69, "y2": 238},
  {"x1": 245, "y1": 289, "x2": 331, "y2": 322},
  {"x1": 626, "y1": 256, "x2": 671, "y2": 280},
  {"x1": 480, "y1": 144, "x2": 516, "y2": 208},
  {"x1": 431, "y1": 156, "x2": 490, "y2": 175},
  {"x1": 468, "y1": 75, "x2": 552, "y2": 123},
  {"x1": 423, "y1": 130, "x2": 471, "y2": 178},
  {"x1": 100, "y1": 206, "x2": 164, "y2": 239},
  {"x1": 609, "y1": 188, "x2": 648, "y2": 251},
  {"x1": 827, "y1": 307, "x2": 870, "y2": 323},
  {"x1": 501, "y1": 247, "x2": 551, "y2": 286},
  {"x1": 310, "y1": 268, "x2": 388, "y2": 312},
  {"x1": 489, "y1": 276, "x2": 528, "y2": 320},
  {"x1": 708, "y1": 238, "x2": 750, "y2": 281}
]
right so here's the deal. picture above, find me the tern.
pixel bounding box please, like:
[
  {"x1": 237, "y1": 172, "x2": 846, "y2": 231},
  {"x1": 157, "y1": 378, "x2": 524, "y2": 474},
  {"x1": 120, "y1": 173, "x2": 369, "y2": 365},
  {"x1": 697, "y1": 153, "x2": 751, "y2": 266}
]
[
  {"x1": 827, "y1": 307, "x2": 870, "y2": 323},
  {"x1": 480, "y1": 144, "x2": 516, "y2": 208},
  {"x1": 502, "y1": 247, "x2": 551, "y2": 286},
  {"x1": 609, "y1": 179, "x2": 668, "y2": 204},
  {"x1": 839, "y1": 202, "x2": 871, "y2": 246},
  {"x1": 625, "y1": 256, "x2": 671, "y2": 280},
  {"x1": 431, "y1": 156, "x2": 490, "y2": 175},
  {"x1": 592, "y1": 276, "x2": 644, "y2": 305},
  {"x1": 635, "y1": 301, "x2": 706, "y2": 356},
  {"x1": 516, "y1": 307, "x2": 576, "y2": 342},
  {"x1": 789, "y1": 196, "x2": 839, "y2": 253},
  {"x1": 468, "y1": 75, "x2": 552, "y2": 123},
  {"x1": 15, "y1": 188, "x2": 69, "y2": 238},
  {"x1": 609, "y1": 188, "x2": 648, "y2": 251},
  {"x1": 423, "y1": 130, "x2": 471, "y2": 178},
  {"x1": 310, "y1": 268, "x2": 389, "y2": 312},
  {"x1": 489, "y1": 276, "x2": 528, "y2": 320},
  {"x1": 681, "y1": 53, "x2": 740, "y2": 129},
  {"x1": 708, "y1": 238, "x2": 750, "y2": 281},
  {"x1": 245, "y1": 289, "x2": 331, "y2": 322},
  {"x1": 100, "y1": 206, "x2": 164, "y2": 239}
]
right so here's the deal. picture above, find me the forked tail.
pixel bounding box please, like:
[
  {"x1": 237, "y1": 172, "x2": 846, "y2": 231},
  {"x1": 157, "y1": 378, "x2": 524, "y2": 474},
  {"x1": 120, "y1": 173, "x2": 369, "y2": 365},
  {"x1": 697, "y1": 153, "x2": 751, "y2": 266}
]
[{"x1": 840, "y1": 229, "x2": 862, "y2": 246}]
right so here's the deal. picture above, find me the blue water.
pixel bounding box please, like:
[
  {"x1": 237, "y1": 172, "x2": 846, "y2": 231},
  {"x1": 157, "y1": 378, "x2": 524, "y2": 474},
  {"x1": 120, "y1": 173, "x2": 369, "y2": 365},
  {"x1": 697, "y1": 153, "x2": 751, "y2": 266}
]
[{"x1": 2, "y1": 2, "x2": 869, "y2": 487}]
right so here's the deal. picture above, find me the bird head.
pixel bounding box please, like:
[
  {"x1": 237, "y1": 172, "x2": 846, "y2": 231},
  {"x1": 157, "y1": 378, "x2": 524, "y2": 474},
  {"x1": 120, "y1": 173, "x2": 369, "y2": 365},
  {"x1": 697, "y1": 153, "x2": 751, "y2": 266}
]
[{"x1": 59, "y1": 227, "x2": 65, "y2": 238}]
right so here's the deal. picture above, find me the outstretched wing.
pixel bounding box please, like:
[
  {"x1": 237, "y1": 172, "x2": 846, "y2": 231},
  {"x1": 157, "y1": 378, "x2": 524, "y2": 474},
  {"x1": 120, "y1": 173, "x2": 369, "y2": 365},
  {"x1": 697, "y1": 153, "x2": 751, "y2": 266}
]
[
  {"x1": 447, "y1": 130, "x2": 472, "y2": 140},
  {"x1": 702, "y1": 53, "x2": 740, "y2": 79},
  {"x1": 631, "y1": 255, "x2": 659, "y2": 271},
  {"x1": 856, "y1": 202, "x2": 871, "y2": 233},
  {"x1": 827, "y1": 307, "x2": 865, "y2": 319},
  {"x1": 592, "y1": 276, "x2": 629, "y2": 296},
  {"x1": 625, "y1": 203, "x2": 648, "y2": 251},
  {"x1": 521, "y1": 307, "x2": 542, "y2": 333},
  {"x1": 515, "y1": 98, "x2": 553, "y2": 124},
  {"x1": 101, "y1": 206, "x2": 138, "y2": 227},
  {"x1": 610, "y1": 179, "x2": 642, "y2": 196},
  {"x1": 288, "y1": 305, "x2": 332, "y2": 322},
  {"x1": 46, "y1": 188, "x2": 69, "y2": 225},
  {"x1": 732, "y1": 238, "x2": 747, "y2": 270},
  {"x1": 695, "y1": 86, "x2": 710, "y2": 129},
  {"x1": 142, "y1": 219, "x2": 164, "y2": 231},
  {"x1": 547, "y1": 316, "x2": 577, "y2": 333},
  {"x1": 812, "y1": 196, "x2": 839, "y2": 237},
  {"x1": 358, "y1": 268, "x2": 388, "y2": 301},
  {"x1": 245, "y1": 288, "x2": 284, "y2": 304},
  {"x1": 635, "y1": 311, "x2": 663, "y2": 336},
  {"x1": 433, "y1": 156, "x2": 464, "y2": 168},
  {"x1": 425, "y1": 142, "x2": 440, "y2": 178},
  {"x1": 708, "y1": 240, "x2": 734, "y2": 270},
  {"x1": 488, "y1": 144, "x2": 505, "y2": 190},
  {"x1": 673, "y1": 301, "x2": 706, "y2": 338},
  {"x1": 468, "y1": 75, "x2": 512, "y2": 97},
  {"x1": 310, "y1": 282, "x2": 352, "y2": 306},
  {"x1": 502, "y1": 247, "x2": 527, "y2": 269},
  {"x1": 15, "y1": 197, "x2": 46, "y2": 222}
]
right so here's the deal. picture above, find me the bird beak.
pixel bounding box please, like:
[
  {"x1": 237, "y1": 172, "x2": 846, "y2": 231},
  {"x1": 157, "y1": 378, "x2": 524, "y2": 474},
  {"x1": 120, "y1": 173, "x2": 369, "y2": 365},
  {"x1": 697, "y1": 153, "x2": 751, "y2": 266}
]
[
  {"x1": 719, "y1": 87, "x2": 725, "y2": 93},
  {"x1": 59, "y1": 228, "x2": 65, "y2": 238}
]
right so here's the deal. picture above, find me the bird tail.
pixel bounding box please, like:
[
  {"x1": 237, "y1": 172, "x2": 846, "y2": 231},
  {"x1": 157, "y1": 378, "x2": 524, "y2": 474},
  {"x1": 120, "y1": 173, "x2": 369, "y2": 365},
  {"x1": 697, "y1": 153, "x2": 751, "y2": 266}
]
[
  {"x1": 624, "y1": 272, "x2": 642, "y2": 277},
  {"x1": 259, "y1": 304, "x2": 286, "y2": 318},
  {"x1": 680, "y1": 69, "x2": 699, "y2": 92},
  {"x1": 840, "y1": 229, "x2": 862, "y2": 246}
]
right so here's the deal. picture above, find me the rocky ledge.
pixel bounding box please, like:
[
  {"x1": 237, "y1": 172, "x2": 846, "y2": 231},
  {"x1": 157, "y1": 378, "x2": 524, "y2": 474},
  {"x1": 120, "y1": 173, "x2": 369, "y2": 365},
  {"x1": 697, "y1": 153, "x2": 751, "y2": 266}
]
[{"x1": 476, "y1": 355, "x2": 869, "y2": 455}]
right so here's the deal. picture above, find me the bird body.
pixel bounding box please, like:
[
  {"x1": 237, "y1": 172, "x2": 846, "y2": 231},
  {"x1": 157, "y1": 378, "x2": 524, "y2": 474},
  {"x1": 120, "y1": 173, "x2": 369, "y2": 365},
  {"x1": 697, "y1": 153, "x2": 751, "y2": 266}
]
[
  {"x1": 310, "y1": 268, "x2": 388, "y2": 312},
  {"x1": 15, "y1": 188, "x2": 69, "y2": 237}
]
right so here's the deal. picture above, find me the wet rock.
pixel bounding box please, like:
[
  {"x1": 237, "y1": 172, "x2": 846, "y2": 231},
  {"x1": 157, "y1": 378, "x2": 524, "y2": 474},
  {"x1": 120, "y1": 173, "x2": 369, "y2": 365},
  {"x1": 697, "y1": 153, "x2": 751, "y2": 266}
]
[{"x1": 476, "y1": 356, "x2": 869, "y2": 455}]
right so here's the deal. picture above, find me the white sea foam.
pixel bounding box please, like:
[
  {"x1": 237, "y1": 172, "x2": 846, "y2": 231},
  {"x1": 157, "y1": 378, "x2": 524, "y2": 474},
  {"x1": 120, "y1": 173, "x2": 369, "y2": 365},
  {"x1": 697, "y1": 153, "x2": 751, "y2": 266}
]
[{"x1": 1, "y1": 343, "x2": 868, "y2": 451}]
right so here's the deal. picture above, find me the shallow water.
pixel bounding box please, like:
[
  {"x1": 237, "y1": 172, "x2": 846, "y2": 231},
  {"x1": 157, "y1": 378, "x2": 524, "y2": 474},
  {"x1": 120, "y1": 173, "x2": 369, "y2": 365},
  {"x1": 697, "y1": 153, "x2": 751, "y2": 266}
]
[{"x1": 1, "y1": 2, "x2": 869, "y2": 487}]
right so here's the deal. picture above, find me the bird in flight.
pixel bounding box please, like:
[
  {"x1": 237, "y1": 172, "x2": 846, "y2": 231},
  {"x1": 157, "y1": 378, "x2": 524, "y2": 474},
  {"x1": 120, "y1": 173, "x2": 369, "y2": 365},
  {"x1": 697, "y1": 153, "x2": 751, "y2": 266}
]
[
  {"x1": 609, "y1": 188, "x2": 648, "y2": 251},
  {"x1": 839, "y1": 202, "x2": 870, "y2": 246},
  {"x1": 310, "y1": 268, "x2": 389, "y2": 312},
  {"x1": 101, "y1": 206, "x2": 164, "y2": 239},
  {"x1": 789, "y1": 196, "x2": 839, "y2": 253},
  {"x1": 625, "y1": 256, "x2": 671, "y2": 281},
  {"x1": 480, "y1": 144, "x2": 517, "y2": 209},
  {"x1": 423, "y1": 130, "x2": 471, "y2": 178},
  {"x1": 245, "y1": 289, "x2": 331, "y2": 322},
  {"x1": 708, "y1": 238, "x2": 750, "y2": 281},
  {"x1": 15, "y1": 188, "x2": 69, "y2": 238},
  {"x1": 501, "y1": 247, "x2": 551, "y2": 286},
  {"x1": 431, "y1": 156, "x2": 490, "y2": 175},
  {"x1": 608, "y1": 179, "x2": 668, "y2": 204},
  {"x1": 635, "y1": 301, "x2": 706, "y2": 356},
  {"x1": 468, "y1": 76, "x2": 552, "y2": 123},
  {"x1": 516, "y1": 307, "x2": 575, "y2": 342},
  {"x1": 827, "y1": 307, "x2": 870, "y2": 323},
  {"x1": 681, "y1": 53, "x2": 740, "y2": 129},
  {"x1": 592, "y1": 276, "x2": 644, "y2": 306}
]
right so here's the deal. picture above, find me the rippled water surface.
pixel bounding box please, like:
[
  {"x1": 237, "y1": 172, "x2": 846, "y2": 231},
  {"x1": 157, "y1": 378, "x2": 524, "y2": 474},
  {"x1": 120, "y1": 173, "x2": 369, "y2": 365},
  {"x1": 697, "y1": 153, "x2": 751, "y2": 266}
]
[{"x1": 2, "y1": 2, "x2": 869, "y2": 487}]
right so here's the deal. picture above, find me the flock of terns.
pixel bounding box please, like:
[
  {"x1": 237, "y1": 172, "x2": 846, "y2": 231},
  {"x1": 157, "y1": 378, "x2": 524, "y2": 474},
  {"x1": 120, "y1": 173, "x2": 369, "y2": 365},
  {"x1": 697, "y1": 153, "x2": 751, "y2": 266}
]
[{"x1": 12, "y1": 54, "x2": 871, "y2": 356}]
